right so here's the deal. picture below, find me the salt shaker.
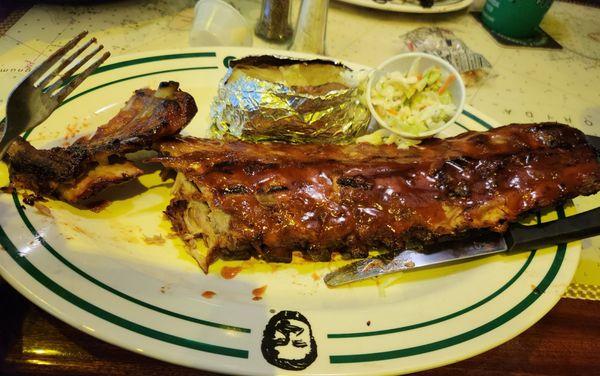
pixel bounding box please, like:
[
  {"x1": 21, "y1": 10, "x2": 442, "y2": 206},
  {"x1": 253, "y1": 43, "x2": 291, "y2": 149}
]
[
  {"x1": 255, "y1": 0, "x2": 293, "y2": 43},
  {"x1": 289, "y1": 0, "x2": 330, "y2": 54}
]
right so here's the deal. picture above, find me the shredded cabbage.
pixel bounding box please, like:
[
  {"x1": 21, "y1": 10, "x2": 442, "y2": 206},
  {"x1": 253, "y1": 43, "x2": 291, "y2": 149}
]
[
  {"x1": 371, "y1": 58, "x2": 457, "y2": 136},
  {"x1": 356, "y1": 128, "x2": 420, "y2": 149}
]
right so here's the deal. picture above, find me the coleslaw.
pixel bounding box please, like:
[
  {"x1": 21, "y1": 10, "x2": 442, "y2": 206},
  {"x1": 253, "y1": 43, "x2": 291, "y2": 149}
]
[
  {"x1": 356, "y1": 128, "x2": 421, "y2": 149},
  {"x1": 370, "y1": 59, "x2": 457, "y2": 136}
]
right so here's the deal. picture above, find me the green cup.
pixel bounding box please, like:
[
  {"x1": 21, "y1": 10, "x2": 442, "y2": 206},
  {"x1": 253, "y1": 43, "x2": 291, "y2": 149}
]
[{"x1": 482, "y1": 0, "x2": 554, "y2": 38}]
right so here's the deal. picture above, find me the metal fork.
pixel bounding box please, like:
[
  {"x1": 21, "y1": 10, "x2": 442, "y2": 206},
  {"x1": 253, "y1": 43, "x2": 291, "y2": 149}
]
[{"x1": 0, "y1": 31, "x2": 110, "y2": 158}]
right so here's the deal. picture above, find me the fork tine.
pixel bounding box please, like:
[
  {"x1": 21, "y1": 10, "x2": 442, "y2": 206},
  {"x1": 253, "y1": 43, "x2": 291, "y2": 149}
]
[
  {"x1": 37, "y1": 37, "x2": 97, "y2": 89},
  {"x1": 52, "y1": 51, "x2": 111, "y2": 102},
  {"x1": 27, "y1": 31, "x2": 88, "y2": 82},
  {"x1": 45, "y1": 44, "x2": 104, "y2": 95}
]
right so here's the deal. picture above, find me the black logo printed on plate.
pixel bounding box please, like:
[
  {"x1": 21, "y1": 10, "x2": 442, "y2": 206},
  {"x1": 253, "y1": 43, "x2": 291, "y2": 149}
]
[{"x1": 261, "y1": 310, "x2": 317, "y2": 370}]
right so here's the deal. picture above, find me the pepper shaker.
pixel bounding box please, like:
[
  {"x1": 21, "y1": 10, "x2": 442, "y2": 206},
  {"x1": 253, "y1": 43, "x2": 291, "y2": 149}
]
[{"x1": 255, "y1": 0, "x2": 293, "y2": 43}]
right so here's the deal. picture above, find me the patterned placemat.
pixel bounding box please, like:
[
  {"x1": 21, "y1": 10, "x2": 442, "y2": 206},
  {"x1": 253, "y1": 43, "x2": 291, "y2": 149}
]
[
  {"x1": 0, "y1": 2, "x2": 32, "y2": 37},
  {"x1": 564, "y1": 283, "x2": 600, "y2": 300}
]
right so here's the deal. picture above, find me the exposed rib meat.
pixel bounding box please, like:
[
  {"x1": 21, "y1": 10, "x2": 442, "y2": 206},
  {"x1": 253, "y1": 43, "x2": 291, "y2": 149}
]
[
  {"x1": 4, "y1": 81, "x2": 197, "y2": 203},
  {"x1": 157, "y1": 123, "x2": 600, "y2": 272}
]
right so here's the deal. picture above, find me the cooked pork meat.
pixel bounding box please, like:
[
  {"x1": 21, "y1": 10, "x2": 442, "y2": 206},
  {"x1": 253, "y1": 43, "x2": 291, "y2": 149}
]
[
  {"x1": 157, "y1": 123, "x2": 600, "y2": 272},
  {"x1": 3, "y1": 81, "x2": 197, "y2": 203}
]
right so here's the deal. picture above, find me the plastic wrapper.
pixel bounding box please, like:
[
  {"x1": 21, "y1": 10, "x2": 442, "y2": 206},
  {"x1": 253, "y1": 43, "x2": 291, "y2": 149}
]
[
  {"x1": 210, "y1": 55, "x2": 371, "y2": 143},
  {"x1": 402, "y1": 27, "x2": 492, "y2": 86}
]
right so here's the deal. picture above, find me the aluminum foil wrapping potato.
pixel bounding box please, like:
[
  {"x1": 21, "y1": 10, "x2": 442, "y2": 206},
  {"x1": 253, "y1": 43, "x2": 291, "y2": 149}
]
[{"x1": 210, "y1": 55, "x2": 371, "y2": 143}]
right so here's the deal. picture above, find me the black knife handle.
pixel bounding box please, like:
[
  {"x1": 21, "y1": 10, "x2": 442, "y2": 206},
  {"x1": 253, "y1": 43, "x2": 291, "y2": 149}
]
[
  {"x1": 506, "y1": 207, "x2": 600, "y2": 253},
  {"x1": 587, "y1": 134, "x2": 600, "y2": 151}
]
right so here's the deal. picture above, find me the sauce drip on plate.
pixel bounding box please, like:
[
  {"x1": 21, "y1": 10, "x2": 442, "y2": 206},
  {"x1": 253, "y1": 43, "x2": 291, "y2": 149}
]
[
  {"x1": 201, "y1": 291, "x2": 216, "y2": 299},
  {"x1": 252, "y1": 285, "x2": 268, "y2": 301},
  {"x1": 221, "y1": 266, "x2": 243, "y2": 279}
]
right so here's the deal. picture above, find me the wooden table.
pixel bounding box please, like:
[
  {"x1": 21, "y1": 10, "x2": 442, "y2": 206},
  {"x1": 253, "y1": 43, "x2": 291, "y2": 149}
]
[{"x1": 1, "y1": 280, "x2": 598, "y2": 375}]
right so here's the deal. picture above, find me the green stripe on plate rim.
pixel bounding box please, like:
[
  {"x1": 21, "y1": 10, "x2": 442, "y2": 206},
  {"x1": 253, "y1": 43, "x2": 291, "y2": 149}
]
[
  {"x1": 93, "y1": 52, "x2": 216, "y2": 75},
  {"x1": 464, "y1": 110, "x2": 493, "y2": 130},
  {"x1": 10, "y1": 192, "x2": 248, "y2": 333},
  {"x1": 328, "y1": 212, "x2": 542, "y2": 338},
  {"x1": 12, "y1": 64, "x2": 251, "y2": 335},
  {"x1": 328, "y1": 253, "x2": 536, "y2": 339},
  {"x1": 0, "y1": 225, "x2": 248, "y2": 358},
  {"x1": 329, "y1": 207, "x2": 567, "y2": 363},
  {"x1": 38, "y1": 52, "x2": 217, "y2": 94}
]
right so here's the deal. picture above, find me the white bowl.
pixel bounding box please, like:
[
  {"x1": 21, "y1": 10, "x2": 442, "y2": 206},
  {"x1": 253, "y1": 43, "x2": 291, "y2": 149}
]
[{"x1": 366, "y1": 52, "x2": 466, "y2": 139}]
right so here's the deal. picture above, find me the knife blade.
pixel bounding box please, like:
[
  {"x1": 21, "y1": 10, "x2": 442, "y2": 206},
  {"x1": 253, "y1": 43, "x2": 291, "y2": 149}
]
[
  {"x1": 324, "y1": 232, "x2": 509, "y2": 287},
  {"x1": 324, "y1": 134, "x2": 600, "y2": 288},
  {"x1": 325, "y1": 206, "x2": 600, "y2": 287}
]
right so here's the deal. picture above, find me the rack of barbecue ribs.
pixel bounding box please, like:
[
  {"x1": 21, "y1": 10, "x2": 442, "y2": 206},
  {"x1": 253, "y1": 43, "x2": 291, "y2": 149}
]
[
  {"x1": 3, "y1": 96, "x2": 600, "y2": 274},
  {"x1": 157, "y1": 123, "x2": 600, "y2": 272},
  {"x1": 3, "y1": 81, "x2": 197, "y2": 203}
]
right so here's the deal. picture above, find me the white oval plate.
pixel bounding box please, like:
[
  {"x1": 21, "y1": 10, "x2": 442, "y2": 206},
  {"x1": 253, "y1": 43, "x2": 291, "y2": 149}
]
[
  {"x1": 335, "y1": 0, "x2": 474, "y2": 14},
  {"x1": 0, "y1": 47, "x2": 579, "y2": 375}
]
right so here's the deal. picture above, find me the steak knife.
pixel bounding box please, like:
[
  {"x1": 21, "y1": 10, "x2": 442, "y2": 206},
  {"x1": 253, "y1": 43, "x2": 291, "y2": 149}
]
[{"x1": 324, "y1": 135, "x2": 600, "y2": 287}]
